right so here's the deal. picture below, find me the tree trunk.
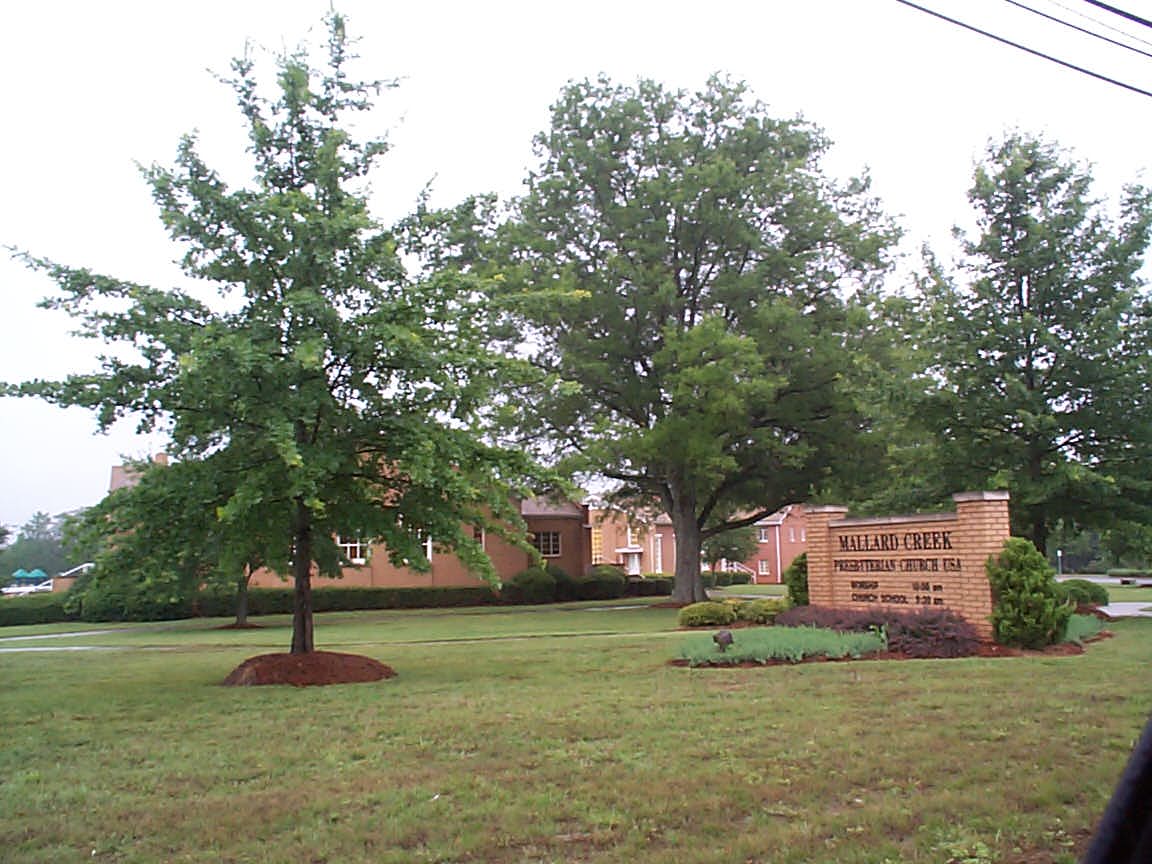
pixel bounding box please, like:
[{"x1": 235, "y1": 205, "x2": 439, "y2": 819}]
[
  {"x1": 1030, "y1": 511, "x2": 1049, "y2": 558},
  {"x1": 234, "y1": 568, "x2": 250, "y2": 627},
  {"x1": 290, "y1": 497, "x2": 314, "y2": 654},
  {"x1": 669, "y1": 496, "x2": 707, "y2": 604}
]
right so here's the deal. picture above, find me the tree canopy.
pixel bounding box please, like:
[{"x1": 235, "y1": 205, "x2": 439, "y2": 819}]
[
  {"x1": 8, "y1": 14, "x2": 542, "y2": 652},
  {"x1": 494, "y1": 75, "x2": 898, "y2": 601},
  {"x1": 916, "y1": 134, "x2": 1152, "y2": 553}
]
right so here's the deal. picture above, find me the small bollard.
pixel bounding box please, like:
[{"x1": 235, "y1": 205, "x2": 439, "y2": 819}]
[{"x1": 713, "y1": 629, "x2": 734, "y2": 652}]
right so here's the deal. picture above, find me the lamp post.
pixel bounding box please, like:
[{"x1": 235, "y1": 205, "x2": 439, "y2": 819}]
[{"x1": 1057, "y1": 549, "x2": 1063, "y2": 577}]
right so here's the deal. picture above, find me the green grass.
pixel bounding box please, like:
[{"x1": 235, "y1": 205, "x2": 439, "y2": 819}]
[
  {"x1": 1, "y1": 605, "x2": 1151, "y2": 863},
  {"x1": 679, "y1": 625, "x2": 885, "y2": 666},
  {"x1": 709, "y1": 583, "x2": 789, "y2": 597},
  {"x1": 1104, "y1": 585, "x2": 1152, "y2": 602},
  {"x1": 1063, "y1": 614, "x2": 1105, "y2": 645}
]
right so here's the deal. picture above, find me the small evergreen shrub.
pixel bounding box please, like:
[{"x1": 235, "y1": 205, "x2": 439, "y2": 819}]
[
  {"x1": 734, "y1": 598, "x2": 789, "y2": 625},
  {"x1": 1055, "y1": 579, "x2": 1109, "y2": 606},
  {"x1": 713, "y1": 570, "x2": 732, "y2": 587},
  {"x1": 678, "y1": 601, "x2": 738, "y2": 627},
  {"x1": 987, "y1": 538, "x2": 1072, "y2": 648},
  {"x1": 728, "y1": 572, "x2": 752, "y2": 585},
  {"x1": 0, "y1": 592, "x2": 75, "y2": 626},
  {"x1": 782, "y1": 553, "x2": 808, "y2": 606},
  {"x1": 502, "y1": 566, "x2": 557, "y2": 605},
  {"x1": 700, "y1": 571, "x2": 717, "y2": 589}
]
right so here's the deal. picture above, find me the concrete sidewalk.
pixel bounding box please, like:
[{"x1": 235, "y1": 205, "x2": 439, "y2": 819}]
[{"x1": 1097, "y1": 602, "x2": 1152, "y2": 619}]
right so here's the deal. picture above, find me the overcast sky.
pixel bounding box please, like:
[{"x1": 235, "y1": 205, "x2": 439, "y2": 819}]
[{"x1": 2, "y1": 0, "x2": 1150, "y2": 533}]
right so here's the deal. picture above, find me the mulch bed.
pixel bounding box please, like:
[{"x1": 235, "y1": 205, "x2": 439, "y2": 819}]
[{"x1": 222, "y1": 651, "x2": 397, "y2": 687}]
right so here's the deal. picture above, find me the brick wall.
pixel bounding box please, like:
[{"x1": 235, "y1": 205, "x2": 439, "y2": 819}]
[{"x1": 805, "y1": 492, "x2": 1010, "y2": 640}]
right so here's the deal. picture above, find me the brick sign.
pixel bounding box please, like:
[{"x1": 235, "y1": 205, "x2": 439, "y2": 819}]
[{"x1": 805, "y1": 492, "x2": 1011, "y2": 639}]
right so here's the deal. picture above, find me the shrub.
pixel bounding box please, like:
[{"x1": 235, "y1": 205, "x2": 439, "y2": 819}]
[
  {"x1": 678, "y1": 626, "x2": 885, "y2": 666},
  {"x1": 713, "y1": 570, "x2": 732, "y2": 587},
  {"x1": 0, "y1": 592, "x2": 76, "y2": 627},
  {"x1": 884, "y1": 609, "x2": 981, "y2": 659},
  {"x1": 734, "y1": 598, "x2": 789, "y2": 625},
  {"x1": 1107, "y1": 568, "x2": 1152, "y2": 580},
  {"x1": 502, "y1": 566, "x2": 557, "y2": 605},
  {"x1": 678, "y1": 601, "x2": 737, "y2": 627},
  {"x1": 547, "y1": 563, "x2": 578, "y2": 601},
  {"x1": 728, "y1": 571, "x2": 752, "y2": 585},
  {"x1": 1063, "y1": 613, "x2": 1104, "y2": 645},
  {"x1": 700, "y1": 571, "x2": 717, "y2": 589},
  {"x1": 625, "y1": 577, "x2": 673, "y2": 598},
  {"x1": 782, "y1": 553, "x2": 808, "y2": 606},
  {"x1": 1055, "y1": 578, "x2": 1109, "y2": 606},
  {"x1": 775, "y1": 605, "x2": 980, "y2": 658},
  {"x1": 576, "y1": 565, "x2": 626, "y2": 600},
  {"x1": 987, "y1": 537, "x2": 1072, "y2": 648}
]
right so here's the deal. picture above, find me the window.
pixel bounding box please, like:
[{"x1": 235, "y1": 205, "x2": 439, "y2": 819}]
[
  {"x1": 532, "y1": 531, "x2": 562, "y2": 557},
  {"x1": 591, "y1": 528, "x2": 603, "y2": 564},
  {"x1": 758, "y1": 527, "x2": 769, "y2": 542},
  {"x1": 801, "y1": 528, "x2": 806, "y2": 542},
  {"x1": 788, "y1": 527, "x2": 795, "y2": 542},
  {"x1": 336, "y1": 535, "x2": 368, "y2": 565},
  {"x1": 473, "y1": 525, "x2": 486, "y2": 550},
  {"x1": 758, "y1": 560, "x2": 770, "y2": 576},
  {"x1": 653, "y1": 533, "x2": 663, "y2": 573}
]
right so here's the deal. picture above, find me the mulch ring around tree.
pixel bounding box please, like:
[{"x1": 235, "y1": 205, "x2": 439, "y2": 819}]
[{"x1": 222, "y1": 651, "x2": 397, "y2": 687}]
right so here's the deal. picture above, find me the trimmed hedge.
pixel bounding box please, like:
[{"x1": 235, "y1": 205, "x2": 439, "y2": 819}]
[
  {"x1": 734, "y1": 598, "x2": 789, "y2": 625},
  {"x1": 0, "y1": 593, "x2": 76, "y2": 627},
  {"x1": 625, "y1": 577, "x2": 673, "y2": 597},
  {"x1": 169, "y1": 585, "x2": 499, "y2": 620},
  {"x1": 578, "y1": 565, "x2": 627, "y2": 600},
  {"x1": 1055, "y1": 579, "x2": 1109, "y2": 606},
  {"x1": 678, "y1": 601, "x2": 737, "y2": 627},
  {"x1": 1108, "y1": 568, "x2": 1152, "y2": 580},
  {"x1": 501, "y1": 566, "x2": 556, "y2": 605}
]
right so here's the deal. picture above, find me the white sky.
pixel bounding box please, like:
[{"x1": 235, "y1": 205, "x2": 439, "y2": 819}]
[{"x1": 2, "y1": 0, "x2": 1150, "y2": 531}]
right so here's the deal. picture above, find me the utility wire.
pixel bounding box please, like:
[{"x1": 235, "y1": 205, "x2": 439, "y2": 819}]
[
  {"x1": 1002, "y1": 0, "x2": 1152, "y2": 59},
  {"x1": 1048, "y1": 0, "x2": 1152, "y2": 49},
  {"x1": 893, "y1": 0, "x2": 1152, "y2": 99},
  {"x1": 1081, "y1": 0, "x2": 1152, "y2": 30}
]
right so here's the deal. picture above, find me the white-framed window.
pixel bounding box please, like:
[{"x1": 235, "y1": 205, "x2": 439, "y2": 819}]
[
  {"x1": 532, "y1": 531, "x2": 562, "y2": 557},
  {"x1": 418, "y1": 532, "x2": 434, "y2": 562},
  {"x1": 788, "y1": 527, "x2": 795, "y2": 542},
  {"x1": 801, "y1": 528, "x2": 806, "y2": 542},
  {"x1": 336, "y1": 535, "x2": 369, "y2": 565},
  {"x1": 758, "y1": 559, "x2": 770, "y2": 576},
  {"x1": 758, "y1": 527, "x2": 770, "y2": 542},
  {"x1": 653, "y1": 533, "x2": 663, "y2": 573},
  {"x1": 591, "y1": 528, "x2": 604, "y2": 564},
  {"x1": 472, "y1": 525, "x2": 486, "y2": 550}
]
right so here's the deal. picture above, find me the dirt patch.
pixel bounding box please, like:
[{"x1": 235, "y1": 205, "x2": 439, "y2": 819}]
[{"x1": 222, "y1": 651, "x2": 397, "y2": 687}]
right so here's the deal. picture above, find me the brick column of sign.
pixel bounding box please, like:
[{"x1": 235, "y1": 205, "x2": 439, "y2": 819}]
[
  {"x1": 804, "y1": 505, "x2": 849, "y2": 605},
  {"x1": 950, "y1": 491, "x2": 1011, "y2": 640}
]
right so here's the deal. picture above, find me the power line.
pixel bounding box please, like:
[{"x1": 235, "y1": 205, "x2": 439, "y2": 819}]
[
  {"x1": 1081, "y1": 0, "x2": 1152, "y2": 30},
  {"x1": 1002, "y1": 0, "x2": 1152, "y2": 59},
  {"x1": 893, "y1": 0, "x2": 1152, "y2": 99},
  {"x1": 1048, "y1": 0, "x2": 1152, "y2": 50}
]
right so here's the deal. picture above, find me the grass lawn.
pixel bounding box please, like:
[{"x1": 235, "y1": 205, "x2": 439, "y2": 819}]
[
  {"x1": 1102, "y1": 585, "x2": 1152, "y2": 603},
  {"x1": 708, "y1": 583, "x2": 788, "y2": 598},
  {"x1": 2, "y1": 604, "x2": 1150, "y2": 864}
]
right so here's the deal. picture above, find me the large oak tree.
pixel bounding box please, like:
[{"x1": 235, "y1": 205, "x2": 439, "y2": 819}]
[{"x1": 497, "y1": 76, "x2": 897, "y2": 602}]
